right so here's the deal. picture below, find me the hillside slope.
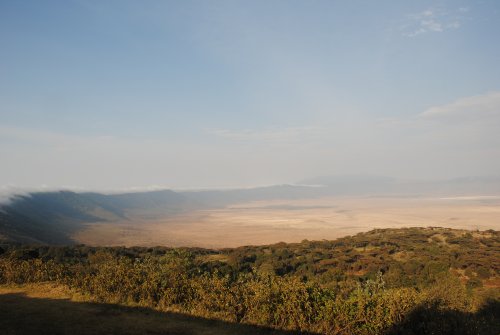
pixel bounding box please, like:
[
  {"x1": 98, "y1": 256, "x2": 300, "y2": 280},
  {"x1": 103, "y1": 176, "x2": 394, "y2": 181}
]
[
  {"x1": 1, "y1": 176, "x2": 499, "y2": 245},
  {"x1": 1, "y1": 227, "x2": 498, "y2": 335},
  {"x1": 0, "y1": 190, "x2": 191, "y2": 244}
]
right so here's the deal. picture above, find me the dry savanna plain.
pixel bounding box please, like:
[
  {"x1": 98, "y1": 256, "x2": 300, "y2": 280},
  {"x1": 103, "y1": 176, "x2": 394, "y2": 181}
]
[{"x1": 73, "y1": 195, "x2": 500, "y2": 248}]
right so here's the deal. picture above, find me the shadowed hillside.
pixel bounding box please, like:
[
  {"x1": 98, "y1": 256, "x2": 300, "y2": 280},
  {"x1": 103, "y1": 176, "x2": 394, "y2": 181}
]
[
  {"x1": 0, "y1": 190, "x2": 192, "y2": 244},
  {"x1": 1, "y1": 176, "x2": 499, "y2": 245},
  {"x1": 386, "y1": 299, "x2": 500, "y2": 335}
]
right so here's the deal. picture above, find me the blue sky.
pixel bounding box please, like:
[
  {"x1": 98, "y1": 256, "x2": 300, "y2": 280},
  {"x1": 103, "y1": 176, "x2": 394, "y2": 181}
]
[{"x1": 1, "y1": 0, "x2": 500, "y2": 190}]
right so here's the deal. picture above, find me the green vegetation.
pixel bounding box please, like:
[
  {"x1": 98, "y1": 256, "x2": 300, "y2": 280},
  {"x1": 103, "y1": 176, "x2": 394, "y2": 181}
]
[
  {"x1": 1, "y1": 227, "x2": 499, "y2": 334},
  {"x1": 0, "y1": 283, "x2": 292, "y2": 335}
]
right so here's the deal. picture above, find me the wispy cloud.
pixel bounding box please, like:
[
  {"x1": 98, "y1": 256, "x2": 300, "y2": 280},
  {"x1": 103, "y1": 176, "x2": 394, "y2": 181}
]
[
  {"x1": 0, "y1": 125, "x2": 120, "y2": 143},
  {"x1": 402, "y1": 7, "x2": 468, "y2": 37},
  {"x1": 207, "y1": 126, "x2": 325, "y2": 143},
  {"x1": 419, "y1": 91, "x2": 500, "y2": 121}
]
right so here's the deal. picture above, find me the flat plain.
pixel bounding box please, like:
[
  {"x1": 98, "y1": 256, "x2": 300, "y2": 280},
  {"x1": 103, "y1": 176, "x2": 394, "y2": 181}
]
[{"x1": 72, "y1": 195, "x2": 500, "y2": 248}]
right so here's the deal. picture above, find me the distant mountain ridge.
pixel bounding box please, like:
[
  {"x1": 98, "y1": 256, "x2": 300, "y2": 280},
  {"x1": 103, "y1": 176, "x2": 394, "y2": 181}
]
[
  {"x1": 297, "y1": 175, "x2": 500, "y2": 196},
  {"x1": 0, "y1": 190, "x2": 190, "y2": 244},
  {"x1": 1, "y1": 175, "x2": 499, "y2": 245}
]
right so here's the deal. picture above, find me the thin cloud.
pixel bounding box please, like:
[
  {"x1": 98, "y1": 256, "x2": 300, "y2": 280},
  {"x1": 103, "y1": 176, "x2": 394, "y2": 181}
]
[
  {"x1": 402, "y1": 7, "x2": 467, "y2": 37},
  {"x1": 0, "y1": 125, "x2": 119, "y2": 147},
  {"x1": 207, "y1": 126, "x2": 325, "y2": 142},
  {"x1": 419, "y1": 91, "x2": 500, "y2": 121}
]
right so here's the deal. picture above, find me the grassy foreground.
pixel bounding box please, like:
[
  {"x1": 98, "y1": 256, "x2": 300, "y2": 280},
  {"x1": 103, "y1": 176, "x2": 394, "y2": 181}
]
[{"x1": 0, "y1": 283, "x2": 293, "y2": 335}]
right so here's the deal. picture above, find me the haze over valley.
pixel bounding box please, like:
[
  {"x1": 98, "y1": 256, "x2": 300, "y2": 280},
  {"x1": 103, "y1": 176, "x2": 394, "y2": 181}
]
[
  {"x1": 2, "y1": 175, "x2": 499, "y2": 247},
  {"x1": 1, "y1": 0, "x2": 499, "y2": 249},
  {"x1": 1, "y1": 2, "x2": 500, "y2": 334}
]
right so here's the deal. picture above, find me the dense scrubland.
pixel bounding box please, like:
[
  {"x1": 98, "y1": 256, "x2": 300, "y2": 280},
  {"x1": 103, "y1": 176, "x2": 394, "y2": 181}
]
[{"x1": 1, "y1": 227, "x2": 499, "y2": 334}]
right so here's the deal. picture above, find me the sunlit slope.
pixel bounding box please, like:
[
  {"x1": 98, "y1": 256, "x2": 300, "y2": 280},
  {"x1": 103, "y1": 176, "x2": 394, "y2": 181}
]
[{"x1": 1, "y1": 227, "x2": 498, "y2": 335}]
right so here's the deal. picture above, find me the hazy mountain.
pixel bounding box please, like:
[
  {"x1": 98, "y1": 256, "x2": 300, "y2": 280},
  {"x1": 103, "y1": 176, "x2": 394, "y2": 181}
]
[
  {"x1": 297, "y1": 175, "x2": 500, "y2": 197},
  {"x1": 0, "y1": 190, "x2": 192, "y2": 244},
  {"x1": 0, "y1": 185, "x2": 321, "y2": 244},
  {"x1": 0, "y1": 191, "x2": 118, "y2": 244},
  {"x1": 82, "y1": 190, "x2": 193, "y2": 218},
  {"x1": 178, "y1": 184, "x2": 321, "y2": 207},
  {"x1": 297, "y1": 175, "x2": 397, "y2": 195},
  {"x1": 1, "y1": 175, "x2": 499, "y2": 245}
]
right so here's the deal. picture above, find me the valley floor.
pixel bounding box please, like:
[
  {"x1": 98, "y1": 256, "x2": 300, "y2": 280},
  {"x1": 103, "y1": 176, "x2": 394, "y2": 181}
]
[{"x1": 72, "y1": 196, "x2": 500, "y2": 248}]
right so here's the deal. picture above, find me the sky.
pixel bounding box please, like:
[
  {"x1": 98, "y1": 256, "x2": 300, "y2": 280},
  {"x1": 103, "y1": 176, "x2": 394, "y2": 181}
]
[{"x1": 1, "y1": 0, "x2": 500, "y2": 191}]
